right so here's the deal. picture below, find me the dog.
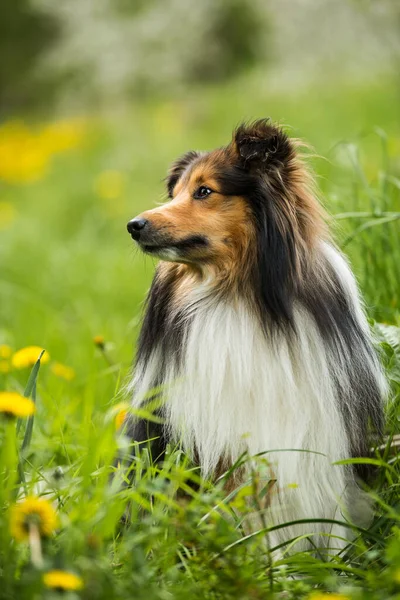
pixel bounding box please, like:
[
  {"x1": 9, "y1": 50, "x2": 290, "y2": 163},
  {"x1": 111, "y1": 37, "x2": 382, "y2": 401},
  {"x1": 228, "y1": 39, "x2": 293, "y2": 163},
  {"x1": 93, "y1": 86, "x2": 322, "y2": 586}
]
[{"x1": 126, "y1": 119, "x2": 386, "y2": 552}]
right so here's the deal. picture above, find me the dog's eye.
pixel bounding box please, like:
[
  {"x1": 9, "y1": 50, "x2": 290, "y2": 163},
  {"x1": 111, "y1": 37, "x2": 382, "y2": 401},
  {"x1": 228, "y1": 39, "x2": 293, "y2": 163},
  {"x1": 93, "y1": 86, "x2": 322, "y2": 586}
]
[{"x1": 193, "y1": 186, "x2": 213, "y2": 200}]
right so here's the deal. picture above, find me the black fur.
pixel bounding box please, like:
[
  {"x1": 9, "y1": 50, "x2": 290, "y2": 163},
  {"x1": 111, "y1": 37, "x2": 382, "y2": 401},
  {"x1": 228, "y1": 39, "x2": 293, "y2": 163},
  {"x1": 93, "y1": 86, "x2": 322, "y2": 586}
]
[
  {"x1": 129, "y1": 119, "x2": 384, "y2": 477},
  {"x1": 298, "y1": 263, "x2": 383, "y2": 475},
  {"x1": 214, "y1": 165, "x2": 298, "y2": 330},
  {"x1": 220, "y1": 122, "x2": 383, "y2": 472},
  {"x1": 137, "y1": 267, "x2": 187, "y2": 370},
  {"x1": 126, "y1": 410, "x2": 167, "y2": 464},
  {"x1": 234, "y1": 118, "x2": 293, "y2": 173},
  {"x1": 166, "y1": 150, "x2": 202, "y2": 198},
  {"x1": 132, "y1": 267, "x2": 191, "y2": 463},
  {"x1": 144, "y1": 235, "x2": 208, "y2": 256}
]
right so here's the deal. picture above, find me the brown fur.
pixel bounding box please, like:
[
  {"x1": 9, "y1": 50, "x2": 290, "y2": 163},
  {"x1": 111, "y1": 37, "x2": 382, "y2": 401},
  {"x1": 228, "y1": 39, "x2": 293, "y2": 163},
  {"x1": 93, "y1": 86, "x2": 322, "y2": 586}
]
[
  {"x1": 139, "y1": 157, "x2": 257, "y2": 293},
  {"x1": 134, "y1": 120, "x2": 326, "y2": 308}
]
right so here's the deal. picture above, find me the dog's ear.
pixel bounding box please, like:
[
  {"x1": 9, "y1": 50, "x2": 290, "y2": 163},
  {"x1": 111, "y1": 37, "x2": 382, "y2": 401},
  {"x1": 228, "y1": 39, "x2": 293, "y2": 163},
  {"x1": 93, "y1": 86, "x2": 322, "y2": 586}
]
[
  {"x1": 233, "y1": 119, "x2": 293, "y2": 172},
  {"x1": 166, "y1": 151, "x2": 202, "y2": 197}
]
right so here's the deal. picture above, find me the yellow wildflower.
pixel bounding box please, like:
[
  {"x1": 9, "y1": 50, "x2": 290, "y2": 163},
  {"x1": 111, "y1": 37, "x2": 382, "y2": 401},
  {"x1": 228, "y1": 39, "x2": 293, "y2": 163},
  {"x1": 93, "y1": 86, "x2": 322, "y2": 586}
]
[
  {"x1": 10, "y1": 496, "x2": 58, "y2": 541},
  {"x1": 93, "y1": 335, "x2": 105, "y2": 349},
  {"x1": 0, "y1": 392, "x2": 35, "y2": 418},
  {"x1": 113, "y1": 402, "x2": 129, "y2": 430},
  {"x1": 0, "y1": 361, "x2": 10, "y2": 373},
  {"x1": 0, "y1": 121, "x2": 49, "y2": 183},
  {"x1": 43, "y1": 570, "x2": 83, "y2": 591},
  {"x1": 0, "y1": 119, "x2": 86, "y2": 185},
  {"x1": 11, "y1": 346, "x2": 50, "y2": 369},
  {"x1": 38, "y1": 119, "x2": 86, "y2": 155},
  {"x1": 0, "y1": 345, "x2": 12, "y2": 359},
  {"x1": 394, "y1": 568, "x2": 400, "y2": 584},
  {"x1": 0, "y1": 346, "x2": 12, "y2": 373},
  {"x1": 51, "y1": 362, "x2": 75, "y2": 381},
  {"x1": 94, "y1": 170, "x2": 124, "y2": 200},
  {"x1": 0, "y1": 202, "x2": 17, "y2": 230}
]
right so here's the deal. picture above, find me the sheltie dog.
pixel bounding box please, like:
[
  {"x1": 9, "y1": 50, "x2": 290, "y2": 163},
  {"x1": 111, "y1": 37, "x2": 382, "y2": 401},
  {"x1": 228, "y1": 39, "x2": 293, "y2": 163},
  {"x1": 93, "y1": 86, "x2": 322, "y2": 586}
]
[{"x1": 126, "y1": 119, "x2": 386, "y2": 552}]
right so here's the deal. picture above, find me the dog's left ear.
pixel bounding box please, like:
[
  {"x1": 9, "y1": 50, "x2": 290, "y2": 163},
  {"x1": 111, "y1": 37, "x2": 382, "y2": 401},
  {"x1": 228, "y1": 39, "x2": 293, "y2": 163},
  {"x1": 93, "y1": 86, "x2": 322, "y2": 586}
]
[{"x1": 233, "y1": 119, "x2": 293, "y2": 172}]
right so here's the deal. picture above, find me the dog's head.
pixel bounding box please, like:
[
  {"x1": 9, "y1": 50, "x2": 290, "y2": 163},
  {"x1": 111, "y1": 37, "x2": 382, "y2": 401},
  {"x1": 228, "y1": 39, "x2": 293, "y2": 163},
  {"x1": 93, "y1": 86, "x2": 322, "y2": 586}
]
[{"x1": 128, "y1": 120, "x2": 323, "y2": 316}]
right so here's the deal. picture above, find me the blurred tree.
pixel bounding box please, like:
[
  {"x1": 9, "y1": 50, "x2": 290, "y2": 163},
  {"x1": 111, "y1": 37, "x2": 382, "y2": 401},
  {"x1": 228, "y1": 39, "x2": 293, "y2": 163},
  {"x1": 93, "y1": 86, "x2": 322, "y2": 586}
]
[
  {"x1": 352, "y1": 0, "x2": 400, "y2": 76},
  {"x1": 189, "y1": 0, "x2": 267, "y2": 82},
  {"x1": 0, "y1": 0, "x2": 60, "y2": 114},
  {"x1": 34, "y1": 0, "x2": 271, "y2": 108}
]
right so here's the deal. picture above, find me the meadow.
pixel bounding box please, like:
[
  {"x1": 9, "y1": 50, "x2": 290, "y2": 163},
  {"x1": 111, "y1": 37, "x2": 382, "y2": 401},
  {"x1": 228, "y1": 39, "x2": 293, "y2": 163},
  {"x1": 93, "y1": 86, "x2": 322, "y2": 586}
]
[{"x1": 0, "y1": 72, "x2": 400, "y2": 599}]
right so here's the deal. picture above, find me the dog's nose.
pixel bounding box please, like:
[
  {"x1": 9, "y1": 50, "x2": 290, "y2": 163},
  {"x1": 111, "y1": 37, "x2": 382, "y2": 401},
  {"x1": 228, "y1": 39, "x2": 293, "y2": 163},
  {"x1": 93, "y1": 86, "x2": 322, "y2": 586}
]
[{"x1": 127, "y1": 218, "x2": 148, "y2": 240}]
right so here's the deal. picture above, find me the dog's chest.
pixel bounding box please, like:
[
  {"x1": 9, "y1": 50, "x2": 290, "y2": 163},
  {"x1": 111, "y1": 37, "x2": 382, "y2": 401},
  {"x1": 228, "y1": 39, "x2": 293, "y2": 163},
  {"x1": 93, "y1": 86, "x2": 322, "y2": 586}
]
[
  {"x1": 133, "y1": 296, "x2": 345, "y2": 477},
  {"x1": 162, "y1": 300, "x2": 323, "y2": 472}
]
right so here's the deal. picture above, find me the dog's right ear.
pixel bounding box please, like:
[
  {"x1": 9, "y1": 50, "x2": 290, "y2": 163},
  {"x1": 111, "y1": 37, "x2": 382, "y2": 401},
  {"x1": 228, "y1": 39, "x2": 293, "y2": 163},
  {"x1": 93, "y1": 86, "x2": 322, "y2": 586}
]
[
  {"x1": 166, "y1": 151, "x2": 202, "y2": 198},
  {"x1": 232, "y1": 119, "x2": 293, "y2": 173}
]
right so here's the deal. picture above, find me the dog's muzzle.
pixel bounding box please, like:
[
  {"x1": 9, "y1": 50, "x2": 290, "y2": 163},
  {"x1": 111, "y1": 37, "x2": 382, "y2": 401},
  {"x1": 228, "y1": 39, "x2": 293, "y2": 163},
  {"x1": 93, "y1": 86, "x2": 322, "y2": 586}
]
[{"x1": 127, "y1": 218, "x2": 148, "y2": 241}]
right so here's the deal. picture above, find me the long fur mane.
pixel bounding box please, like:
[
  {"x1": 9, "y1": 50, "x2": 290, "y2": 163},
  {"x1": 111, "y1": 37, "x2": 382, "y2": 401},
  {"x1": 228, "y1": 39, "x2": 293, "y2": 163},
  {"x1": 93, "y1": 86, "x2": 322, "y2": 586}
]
[{"x1": 127, "y1": 119, "x2": 386, "y2": 552}]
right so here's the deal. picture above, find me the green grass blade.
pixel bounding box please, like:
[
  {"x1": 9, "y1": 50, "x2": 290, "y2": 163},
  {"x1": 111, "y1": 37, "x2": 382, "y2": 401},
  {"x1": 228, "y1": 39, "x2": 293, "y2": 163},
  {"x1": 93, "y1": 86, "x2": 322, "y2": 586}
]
[{"x1": 20, "y1": 350, "x2": 45, "y2": 452}]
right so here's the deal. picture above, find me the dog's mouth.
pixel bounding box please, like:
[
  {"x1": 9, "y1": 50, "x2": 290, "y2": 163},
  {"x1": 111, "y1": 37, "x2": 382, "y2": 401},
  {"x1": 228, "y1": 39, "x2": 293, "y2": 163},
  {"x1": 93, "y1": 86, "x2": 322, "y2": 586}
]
[{"x1": 139, "y1": 235, "x2": 208, "y2": 256}]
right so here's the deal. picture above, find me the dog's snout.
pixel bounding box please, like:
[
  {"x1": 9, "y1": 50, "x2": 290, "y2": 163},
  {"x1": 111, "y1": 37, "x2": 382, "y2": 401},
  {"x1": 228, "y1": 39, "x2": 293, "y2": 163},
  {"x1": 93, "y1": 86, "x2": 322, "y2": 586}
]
[{"x1": 127, "y1": 218, "x2": 148, "y2": 240}]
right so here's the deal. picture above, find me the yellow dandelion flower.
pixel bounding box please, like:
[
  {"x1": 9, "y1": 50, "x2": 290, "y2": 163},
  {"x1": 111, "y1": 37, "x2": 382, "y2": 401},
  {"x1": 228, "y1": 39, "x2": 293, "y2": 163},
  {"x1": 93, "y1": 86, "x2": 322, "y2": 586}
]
[
  {"x1": 10, "y1": 496, "x2": 58, "y2": 541},
  {"x1": 0, "y1": 360, "x2": 10, "y2": 373},
  {"x1": 43, "y1": 570, "x2": 83, "y2": 591},
  {"x1": 39, "y1": 119, "x2": 86, "y2": 155},
  {"x1": 11, "y1": 346, "x2": 50, "y2": 369},
  {"x1": 0, "y1": 392, "x2": 35, "y2": 418},
  {"x1": 0, "y1": 119, "x2": 86, "y2": 185},
  {"x1": 0, "y1": 121, "x2": 49, "y2": 184},
  {"x1": 51, "y1": 362, "x2": 75, "y2": 381},
  {"x1": 113, "y1": 402, "x2": 129, "y2": 430},
  {"x1": 0, "y1": 345, "x2": 12, "y2": 359},
  {"x1": 93, "y1": 335, "x2": 105, "y2": 348},
  {"x1": 94, "y1": 170, "x2": 124, "y2": 200}
]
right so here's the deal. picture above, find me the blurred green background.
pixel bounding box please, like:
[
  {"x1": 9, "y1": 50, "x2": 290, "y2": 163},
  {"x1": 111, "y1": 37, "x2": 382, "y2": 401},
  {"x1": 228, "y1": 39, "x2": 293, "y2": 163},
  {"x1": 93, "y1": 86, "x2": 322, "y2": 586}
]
[
  {"x1": 0, "y1": 0, "x2": 399, "y2": 386},
  {"x1": 0, "y1": 4, "x2": 400, "y2": 597}
]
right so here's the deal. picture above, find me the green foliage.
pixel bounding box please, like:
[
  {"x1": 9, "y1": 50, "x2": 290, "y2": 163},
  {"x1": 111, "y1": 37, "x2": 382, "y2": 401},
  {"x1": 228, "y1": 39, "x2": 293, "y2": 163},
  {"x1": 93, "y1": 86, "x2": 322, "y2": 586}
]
[
  {"x1": 0, "y1": 74, "x2": 400, "y2": 597},
  {"x1": 0, "y1": 0, "x2": 60, "y2": 113},
  {"x1": 188, "y1": 0, "x2": 267, "y2": 83}
]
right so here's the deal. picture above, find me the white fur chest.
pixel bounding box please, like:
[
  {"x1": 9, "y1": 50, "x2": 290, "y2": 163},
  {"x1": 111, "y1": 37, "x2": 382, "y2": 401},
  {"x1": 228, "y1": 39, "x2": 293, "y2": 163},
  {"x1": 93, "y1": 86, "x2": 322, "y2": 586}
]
[{"x1": 133, "y1": 295, "x2": 349, "y2": 480}]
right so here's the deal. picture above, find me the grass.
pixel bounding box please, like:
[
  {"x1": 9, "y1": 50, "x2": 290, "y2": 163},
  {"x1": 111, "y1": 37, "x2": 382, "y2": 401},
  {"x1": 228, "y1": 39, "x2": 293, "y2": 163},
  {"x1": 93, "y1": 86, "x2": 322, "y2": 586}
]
[{"x1": 0, "y1": 72, "x2": 400, "y2": 598}]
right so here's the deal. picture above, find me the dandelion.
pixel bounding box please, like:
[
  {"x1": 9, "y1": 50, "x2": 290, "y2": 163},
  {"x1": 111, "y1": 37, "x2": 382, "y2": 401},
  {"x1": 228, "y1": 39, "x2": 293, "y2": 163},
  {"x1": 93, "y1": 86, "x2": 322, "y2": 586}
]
[
  {"x1": 0, "y1": 392, "x2": 35, "y2": 418},
  {"x1": 51, "y1": 362, "x2": 75, "y2": 381},
  {"x1": 39, "y1": 119, "x2": 86, "y2": 155},
  {"x1": 0, "y1": 121, "x2": 49, "y2": 183},
  {"x1": 0, "y1": 346, "x2": 12, "y2": 373},
  {"x1": 113, "y1": 402, "x2": 129, "y2": 430},
  {"x1": 10, "y1": 496, "x2": 58, "y2": 541},
  {"x1": 11, "y1": 346, "x2": 50, "y2": 369},
  {"x1": 0, "y1": 361, "x2": 10, "y2": 373},
  {"x1": 43, "y1": 570, "x2": 84, "y2": 592},
  {"x1": 0, "y1": 345, "x2": 12, "y2": 358},
  {"x1": 93, "y1": 335, "x2": 105, "y2": 348},
  {"x1": 0, "y1": 119, "x2": 86, "y2": 185}
]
